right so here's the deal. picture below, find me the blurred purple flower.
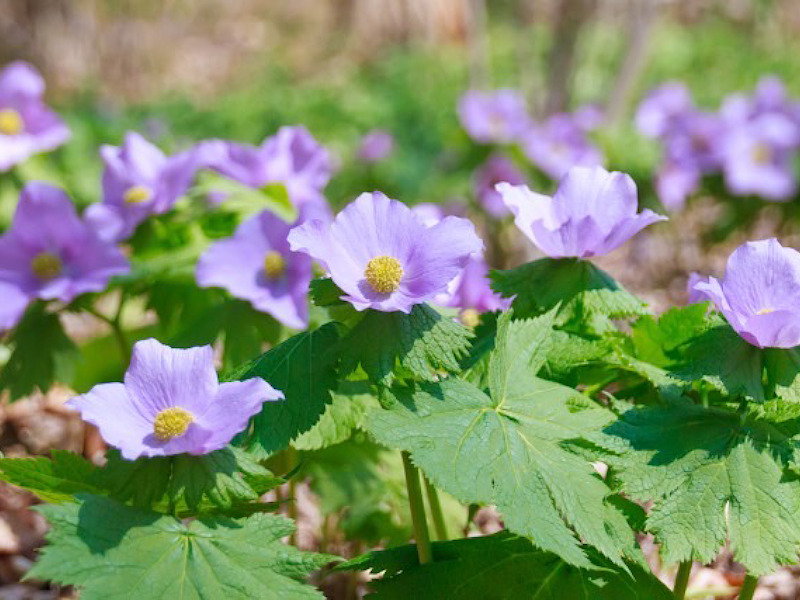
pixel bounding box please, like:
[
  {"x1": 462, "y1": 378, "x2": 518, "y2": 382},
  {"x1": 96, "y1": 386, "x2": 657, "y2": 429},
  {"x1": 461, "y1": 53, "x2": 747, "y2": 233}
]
[
  {"x1": 497, "y1": 166, "x2": 666, "y2": 258},
  {"x1": 694, "y1": 239, "x2": 800, "y2": 348},
  {"x1": 196, "y1": 125, "x2": 333, "y2": 221},
  {"x1": 0, "y1": 183, "x2": 129, "y2": 329},
  {"x1": 441, "y1": 254, "x2": 509, "y2": 316},
  {"x1": 357, "y1": 129, "x2": 394, "y2": 163},
  {"x1": 288, "y1": 191, "x2": 483, "y2": 313},
  {"x1": 68, "y1": 339, "x2": 282, "y2": 460},
  {"x1": 722, "y1": 113, "x2": 799, "y2": 201},
  {"x1": 196, "y1": 210, "x2": 312, "y2": 329},
  {"x1": 457, "y1": 89, "x2": 529, "y2": 144},
  {"x1": 656, "y1": 163, "x2": 702, "y2": 211},
  {"x1": 411, "y1": 202, "x2": 446, "y2": 228},
  {"x1": 636, "y1": 82, "x2": 693, "y2": 138},
  {"x1": 474, "y1": 154, "x2": 525, "y2": 218},
  {"x1": 573, "y1": 104, "x2": 605, "y2": 131},
  {"x1": 522, "y1": 113, "x2": 603, "y2": 181},
  {"x1": 85, "y1": 132, "x2": 197, "y2": 242},
  {"x1": 0, "y1": 61, "x2": 70, "y2": 171}
]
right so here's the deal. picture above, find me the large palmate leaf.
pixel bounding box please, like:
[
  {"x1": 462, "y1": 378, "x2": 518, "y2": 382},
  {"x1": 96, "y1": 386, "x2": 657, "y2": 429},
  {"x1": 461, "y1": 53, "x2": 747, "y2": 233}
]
[
  {"x1": 671, "y1": 320, "x2": 765, "y2": 400},
  {"x1": 602, "y1": 400, "x2": 800, "y2": 575},
  {"x1": 229, "y1": 324, "x2": 341, "y2": 455},
  {"x1": 490, "y1": 258, "x2": 646, "y2": 333},
  {"x1": 341, "y1": 532, "x2": 673, "y2": 600},
  {"x1": 0, "y1": 450, "x2": 101, "y2": 503},
  {"x1": 97, "y1": 447, "x2": 282, "y2": 515},
  {"x1": 29, "y1": 494, "x2": 334, "y2": 600},
  {"x1": 293, "y1": 381, "x2": 378, "y2": 451},
  {"x1": 367, "y1": 314, "x2": 637, "y2": 568},
  {"x1": 338, "y1": 304, "x2": 473, "y2": 385}
]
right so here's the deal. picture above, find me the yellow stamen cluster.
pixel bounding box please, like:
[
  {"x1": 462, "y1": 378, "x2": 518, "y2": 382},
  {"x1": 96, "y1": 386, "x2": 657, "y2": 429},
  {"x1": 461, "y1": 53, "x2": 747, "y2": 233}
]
[
  {"x1": 756, "y1": 308, "x2": 775, "y2": 316},
  {"x1": 153, "y1": 407, "x2": 195, "y2": 441},
  {"x1": 460, "y1": 308, "x2": 481, "y2": 329},
  {"x1": 123, "y1": 185, "x2": 153, "y2": 204},
  {"x1": 0, "y1": 108, "x2": 23, "y2": 136},
  {"x1": 263, "y1": 251, "x2": 286, "y2": 279},
  {"x1": 751, "y1": 144, "x2": 772, "y2": 165},
  {"x1": 364, "y1": 255, "x2": 403, "y2": 294},
  {"x1": 31, "y1": 252, "x2": 62, "y2": 281}
]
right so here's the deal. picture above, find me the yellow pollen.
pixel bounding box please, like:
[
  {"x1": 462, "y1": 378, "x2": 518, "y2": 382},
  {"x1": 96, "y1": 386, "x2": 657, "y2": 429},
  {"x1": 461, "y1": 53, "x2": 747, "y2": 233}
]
[
  {"x1": 364, "y1": 255, "x2": 403, "y2": 294},
  {"x1": 752, "y1": 144, "x2": 772, "y2": 165},
  {"x1": 263, "y1": 251, "x2": 285, "y2": 279},
  {"x1": 123, "y1": 185, "x2": 153, "y2": 204},
  {"x1": 31, "y1": 252, "x2": 62, "y2": 281},
  {"x1": 0, "y1": 108, "x2": 23, "y2": 135},
  {"x1": 153, "y1": 407, "x2": 195, "y2": 441},
  {"x1": 460, "y1": 308, "x2": 481, "y2": 328},
  {"x1": 756, "y1": 307, "x2": 775, "y2": 315}
]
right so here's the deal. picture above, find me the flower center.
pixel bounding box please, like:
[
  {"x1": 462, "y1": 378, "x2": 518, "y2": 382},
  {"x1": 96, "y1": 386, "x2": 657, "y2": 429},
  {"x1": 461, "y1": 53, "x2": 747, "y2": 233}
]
[
  {"x1": 0, "y1": 108, "x2": 23, "y2": 135},
  {"x1": 756, "y1": 307, "x2": 775, "y2": 315},
  {"x1": 263, "y1": 251, "x2": 285, "y2": 279},
  {"x1": 124, "y1": 185, "x2": 153, "y2": 204},
  {"x1": 153, "y1": 407, "x2": 195, "y2": 441},
  {"x1": 364, "y1": 255, "x2": 403, "y2": 293},
  {"x1": 31, "y1": 252, "x2": 62, "y2": 281},
  {"x1": 751, "y1": 144, "x2": 772, "y2": 165},
  {"x1": 460, "y1": 308, "x2": 481, "y2": 328}
]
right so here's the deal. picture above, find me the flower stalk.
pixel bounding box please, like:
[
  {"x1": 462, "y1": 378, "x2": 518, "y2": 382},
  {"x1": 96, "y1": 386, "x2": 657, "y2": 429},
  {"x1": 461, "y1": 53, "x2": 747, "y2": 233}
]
[{"x1": 402, "y1": 451, "x2": 433, "y2": 564}]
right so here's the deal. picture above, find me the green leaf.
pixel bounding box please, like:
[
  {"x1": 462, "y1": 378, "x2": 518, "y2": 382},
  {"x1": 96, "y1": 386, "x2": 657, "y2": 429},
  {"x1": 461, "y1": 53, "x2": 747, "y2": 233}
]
[
  {"x1": 96, "y1": 447, "x2": 282, "y2": 514},
  {"x1": 0, "y1": 450, "x2": 101, "y2": 503},
  {"x1": 293, "y1": 381, "x2": 379, "y2": 451},
  {"x1": 764, "y1": 347, "x2": 800, "y2": 402},
  {"x1": 168, "y1": 447, "x2": 283, "y2": 511},
  {"x1": 230, "y1": 324, "x2": 341, "y2": 456},
  {"x1": 602, "y1": 401, "x2": 800, "y2": 575},
  {"x1": 29, "y1": 494, "x2": 334, "y2": 600},
  {"x1": 672, "y1": 322, "x2": 764, "y2": 400},
  {"x1": 0, "y1": 303, "x2": 79, "y2": 400},
  {"x1": 194, "y1": 171, "x2": 297, "y2": 222},
  {"x1": 340, "y1": 532, "x2": 673, "y2": 600},
  {"x1": 490, "y1": 258, "x2": 647, "y2": 333},
  {"x1": 629, "y1": 303, "x2": 713, "y2": 367},
  {"x1": 339, "y1": 304, "x2": 472, "y2": 385},
  {"x1": 367, "y1": 314, "x2": 637, "y2": 568}
]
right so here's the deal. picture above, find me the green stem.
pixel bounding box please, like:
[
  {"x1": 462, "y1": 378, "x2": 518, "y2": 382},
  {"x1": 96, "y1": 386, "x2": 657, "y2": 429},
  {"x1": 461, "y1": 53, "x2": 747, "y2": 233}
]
[
  {"x1": 84, "y1": 296, "x2": 130, "y2": 363},
  {"x1": 402, "y1": 451, "x2": 433, "y2": 564},
  {"x1": 286, "y1": 446, "x2": 299, "y2": 546},
  {"x1": 738, "y1": 574, "x2": 758, "y2": 600},
  {"x1": 423, "y1": 475, "x2": 448, "y2": 541},
  {"x1": 672, "y1": 561, "x2": 692, "y2": 599}
]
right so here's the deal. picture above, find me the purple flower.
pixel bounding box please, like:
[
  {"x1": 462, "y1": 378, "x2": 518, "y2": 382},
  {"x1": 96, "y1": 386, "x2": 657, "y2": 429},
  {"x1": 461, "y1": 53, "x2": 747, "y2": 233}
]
[
  {"x1": 357, "y1": 129, "x2": 394, "y2": 163},
  {"x1": 457, "y1": 89, "x2": 529, "y2": 144},
  {"x1": 636, "y1": 82, "x2": 693, "y2": 138},
  {"x1": 68, "y1": 339, "x2": 282, "y2": 459},
  {"x1": 196, "y1": 210, "x2": 312, "y2": 329},
  {"x1": 655, "y1": 163, "x2": 701, "y2": 211},
  {"x1": 693, "y1": 239, "x2": 800, "y2": 348},
  {"x1": 722, "y1": 113, "x2": 798, "y2": 201},
  {"x1": 0, "y1": 62, "x2": 70, "y2": 172},
  {"x1": 196, "y1": 126, "x2": 333, "y2": 221},
  {"x1": 497, "y1": 166, "x2": 666, "y2": 259},
  {"x1": 474, "y1": 154, "x2": 526, "y2": 218},
  {"x1": 686, "y1": 272, "x2": 711, "y2": 304},
  {"x1": 440, "y1": 254, "x2": 509, "y2": 325},
  {"x1": 411, "y1": 202, "x2": 446, "y2": 228},
  {"x1": 288, "y1": 191, "x2": 483, "y2": 313},
  {"x1": 85, "y1": 132, "x2": 198, "y2": 242},
  {"x1": 0, "y1": 183, "x2": 129, "y2": 329},
  {"x1": 521, "y1": 113, "x2": 603, "y2": 181}
]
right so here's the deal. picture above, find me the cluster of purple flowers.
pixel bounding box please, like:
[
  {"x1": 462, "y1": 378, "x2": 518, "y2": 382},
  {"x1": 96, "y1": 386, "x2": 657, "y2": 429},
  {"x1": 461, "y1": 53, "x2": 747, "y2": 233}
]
[
  {"x1": 637, "y1": 76, "x2": 800, "y2": 209},
  {"x1": 457, "y1": 89, "x2": 604, "y2": 217}
]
